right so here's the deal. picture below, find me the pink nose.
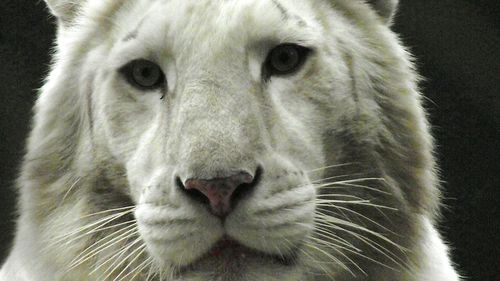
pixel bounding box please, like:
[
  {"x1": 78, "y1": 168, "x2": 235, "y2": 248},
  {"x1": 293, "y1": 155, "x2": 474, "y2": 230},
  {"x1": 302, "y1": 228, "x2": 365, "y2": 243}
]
[{"x1": 184, "y1": 172, "x2": 254, "y2": 217}]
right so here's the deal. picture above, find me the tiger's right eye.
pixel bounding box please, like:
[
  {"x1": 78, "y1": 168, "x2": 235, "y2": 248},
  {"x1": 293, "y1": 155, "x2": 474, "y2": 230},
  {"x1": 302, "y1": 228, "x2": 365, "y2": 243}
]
[{"x1": 120, "y1": 59, "x2": 166, "y2": 91}]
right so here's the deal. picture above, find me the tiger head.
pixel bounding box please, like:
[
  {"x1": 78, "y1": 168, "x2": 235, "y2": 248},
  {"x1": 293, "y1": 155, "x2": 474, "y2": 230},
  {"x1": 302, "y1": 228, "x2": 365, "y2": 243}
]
[{"x1": 14, "y1": 0, "x2": 447, "y2": 280}]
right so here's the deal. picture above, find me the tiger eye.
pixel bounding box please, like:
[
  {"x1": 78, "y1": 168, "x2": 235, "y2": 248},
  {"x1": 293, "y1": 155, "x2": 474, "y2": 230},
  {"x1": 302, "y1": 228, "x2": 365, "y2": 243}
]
[
  {"x1": 265, "y1": 43, "x2": 312, "y2": 77},
  {"x1": 120, "y1": 59, "x2": 166, "y2": 91}
]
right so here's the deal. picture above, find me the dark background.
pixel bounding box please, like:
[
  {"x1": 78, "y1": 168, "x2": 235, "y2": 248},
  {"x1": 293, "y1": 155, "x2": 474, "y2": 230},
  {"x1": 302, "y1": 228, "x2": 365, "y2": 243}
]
[{"x1": 0, "y1": 0, "x2": 498, "y2": 280}]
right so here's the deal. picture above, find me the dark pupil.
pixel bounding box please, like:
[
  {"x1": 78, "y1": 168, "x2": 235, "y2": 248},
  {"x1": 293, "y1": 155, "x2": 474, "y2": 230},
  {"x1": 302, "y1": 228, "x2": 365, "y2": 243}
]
[
  {"x1": 279, "y1": 53, "x2": 291, "y2": 64},
  {"x1": 272, "y1": 47, "x2": 299, "y2": 72},
  {"x1": 134, "y1": 63, "x2": 159, "y2": 87},
  {"x1": 141, "y1": 68, "x2": 151, "y2": 78}
]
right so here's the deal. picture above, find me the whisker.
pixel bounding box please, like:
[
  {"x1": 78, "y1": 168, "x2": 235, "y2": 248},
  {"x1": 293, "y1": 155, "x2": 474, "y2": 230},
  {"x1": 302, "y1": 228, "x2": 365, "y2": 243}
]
[
  {"x1": 59, "y1": 177, "x2": 82, "y2": 206},
  {"x1": 305, "y1": 162, "x2": 359, "y2": 173},
  {"x1": 88, "y1": 228, "x2": 140, "y2": 275},
  {"x1": 307, "y1": 235, "x2": 367, "y2": 276},
  {"x1": 300, "y1": 248, "x2": 333, "y2": 280},
  {"x1": 309, "y1": 173, "x2": 370, "y2": 185},
  {"x1": 100, "y1": 237, "x2": 143, "y2": 280},
  {"x1": 113, "y1": 246, "x2": 147, "y2": 281},
  {"x1": 146, "y1": 261, "x2": 156, "y2": 281},
  {"x1": 304, "y1": 242, "x2": 355, "y2": 277},
  {"x1": 323, "y1": 177, "x2": 385, "y2": 184},
  {"x1": 316, "y1": 181, "x2": 391, "y2": 195},
  {"x1": 313, "y1": 216, "x2": 407, "y2": 267},
  {"x1": 81, "y1": 206, "x2": 136, "y2": 219},
  {"x1": 312, "y1": 224, "x2": 361, "y2": 252},
  {"x1": 299, "y1": 247, "x2": 335, "y2": 279},
  {"x1": 314, "y1": 214, "x2": 405, "y2": 251},
  {"x1": 50, "y1": 209, "x2": 135, "y2": 246},
  {"x1": 316, "y1": 193, "x2": 366, "y2": 200},
  {"x1": 316, "y1": 202, "x2": 397, "y2": 235},
  {"x1": 316, "y1": 200, "x2": 398, "y2": 211},
  {"x1": 312, "y1": 225, "x2": 399, "y2": 271},
  {"x1": 129, "y1": 257, "x2": 154, "y2": 281},
  {"x1": 70, "y1": 224, "x2": 138, "y2": 271},
  {"x1": 88, "y1": 219, "x2": 136, "y2": 233}
]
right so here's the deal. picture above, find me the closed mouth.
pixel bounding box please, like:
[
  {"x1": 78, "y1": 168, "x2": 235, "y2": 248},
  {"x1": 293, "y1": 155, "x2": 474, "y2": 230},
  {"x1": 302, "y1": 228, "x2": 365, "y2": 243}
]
[{"x1": 178, "y1": 236, "x2": 298, "y2": 274}]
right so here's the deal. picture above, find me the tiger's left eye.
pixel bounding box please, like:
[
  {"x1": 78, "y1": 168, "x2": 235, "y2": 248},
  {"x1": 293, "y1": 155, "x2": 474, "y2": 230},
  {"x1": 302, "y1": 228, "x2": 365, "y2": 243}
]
[
  {"x1": 264, "y1": 43, "x2": 312, "y2": 77},
  {"x1": 120, "y1": 59, "x2": 166, "y2": 91}
]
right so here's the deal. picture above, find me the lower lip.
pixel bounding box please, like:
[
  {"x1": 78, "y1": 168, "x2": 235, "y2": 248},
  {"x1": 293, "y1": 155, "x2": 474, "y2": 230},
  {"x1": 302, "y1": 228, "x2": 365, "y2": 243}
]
[
  {"x1": 209, "y1": 238, "x2": 249, "y2": 258},
  {"x1": 207, "y1": 237, "x2": 297, "y2": 266},
  {"x1": 178, "y1": 237, "x2": 297, "y2": 274}
]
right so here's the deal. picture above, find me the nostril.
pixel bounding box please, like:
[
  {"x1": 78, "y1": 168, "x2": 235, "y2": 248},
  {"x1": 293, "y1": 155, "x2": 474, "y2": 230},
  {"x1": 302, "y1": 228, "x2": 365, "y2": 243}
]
[
  {"x1": 176, "y1": 176, "x2": 209, "y2": 205},
  {"x1": 179, "y1": 167, "x2": 263, "y2": 217},
  {"x1": 231, "y1": 166, "x2": 262, "y2": 208}
]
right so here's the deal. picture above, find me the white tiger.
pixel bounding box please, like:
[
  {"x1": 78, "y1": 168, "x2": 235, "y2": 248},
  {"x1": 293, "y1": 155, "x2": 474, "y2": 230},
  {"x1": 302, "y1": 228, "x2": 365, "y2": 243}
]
[{"x1": 0, "y1": 0, "x2": 461, "y2": 280}]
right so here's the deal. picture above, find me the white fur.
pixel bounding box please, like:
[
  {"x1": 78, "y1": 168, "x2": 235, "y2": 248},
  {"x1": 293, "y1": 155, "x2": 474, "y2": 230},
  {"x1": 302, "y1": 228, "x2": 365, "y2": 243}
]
[
  {"x1": 1, "y1": 0, "x2": 460, "y2": 280},
  {"x1": 409, "y1": 217, "x2": 461, "y2": 281}
]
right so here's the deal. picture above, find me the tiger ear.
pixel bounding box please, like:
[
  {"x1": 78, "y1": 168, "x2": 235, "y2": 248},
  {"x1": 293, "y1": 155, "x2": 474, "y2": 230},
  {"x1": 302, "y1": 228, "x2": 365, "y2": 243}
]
[
  {"x1": 44, "y1": 0, "x2": 82, "y2": 25},
  {"x1": 365, "y1": 0, "x2": 399, "y2": 24}
]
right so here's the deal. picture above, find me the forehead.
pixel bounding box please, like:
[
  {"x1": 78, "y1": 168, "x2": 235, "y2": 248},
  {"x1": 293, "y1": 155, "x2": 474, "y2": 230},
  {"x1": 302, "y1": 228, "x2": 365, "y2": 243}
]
[{"x1": 112, "y1": 0, "x2": 321, "y2": 54}]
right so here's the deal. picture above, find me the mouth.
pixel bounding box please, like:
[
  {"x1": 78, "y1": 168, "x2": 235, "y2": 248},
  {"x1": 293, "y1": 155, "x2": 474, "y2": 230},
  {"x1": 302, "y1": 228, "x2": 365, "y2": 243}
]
[{"x1": 178, "y1": 236, "x2": 298, "y2": 274}]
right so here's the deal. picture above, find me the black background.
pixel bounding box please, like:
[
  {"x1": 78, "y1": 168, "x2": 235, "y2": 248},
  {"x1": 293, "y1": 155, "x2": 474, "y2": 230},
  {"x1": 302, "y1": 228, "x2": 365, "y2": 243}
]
[{"x1": 0, "y1": 0, "x2": 498, "y2": 280}]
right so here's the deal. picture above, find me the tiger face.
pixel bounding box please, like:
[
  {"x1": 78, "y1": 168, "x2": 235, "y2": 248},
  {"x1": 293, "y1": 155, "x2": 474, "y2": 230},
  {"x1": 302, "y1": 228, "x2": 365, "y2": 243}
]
[
  {"x1": 98, "y1": 1, "x2": 334, "y2": 278},
  {"x1": 0, "y1": 0, "x2": 460, "y2": 281}
]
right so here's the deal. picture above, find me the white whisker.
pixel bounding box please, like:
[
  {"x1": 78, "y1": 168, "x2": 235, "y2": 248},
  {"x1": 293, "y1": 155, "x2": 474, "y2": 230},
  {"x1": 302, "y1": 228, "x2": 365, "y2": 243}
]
[
  {"x1": 304, "y1": 242, "x2": 355, "y2": 276},
  {"x1": 305, "y1": 163, "x2": 358, "y2": 173},
  {"x1": 88, "y1": 229, "x2": 140, "y2": 276},
  {"x1": 316, "y1": 200, "x2": 398, "y2": 211},
  {"x1": 317, "y1": 181, "x2": 391, "y2": 195},
  {"x1": 50, "y1": 209, "x2": 135, "y2": 246},
  {"x1": 81, "y1": 206, "x2": 136, "y2": 219},
  {"x1": 59, "y1": 177, "x2": 82, "y2": 206},
  {"x1": 129, "y1": 257, "x2": 154, "y2": 281},
  {"x1": 70, "y1": 224, "x2": 138, "y2": 271},
  {"x1": 309, "y1": 173, "x2": 370, "y2": 185},
  {"x1": 113, "y1": 246, "x2": 147, "y2": 281},
  {"x1": 319, "y1": 202, "x2": 397, "y2": 234},
  {"x1": 314, "y1": 216, "x2": 407, "y2": 268},
  {"x1": 310, "y1": 230, "x2": 398, "y2": 272},
  {"x1": 307, "y1": 235, "x2": 367, "y2": 276},
  {"x1": 100, "y1": 237, "x2": 143, "y2": 281}
]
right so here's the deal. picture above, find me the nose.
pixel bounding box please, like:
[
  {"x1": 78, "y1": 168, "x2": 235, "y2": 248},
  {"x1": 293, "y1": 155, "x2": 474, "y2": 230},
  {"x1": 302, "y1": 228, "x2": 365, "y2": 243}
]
[{"x1": 181, "y1": 170, "x2": 258, "y2": 217}]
